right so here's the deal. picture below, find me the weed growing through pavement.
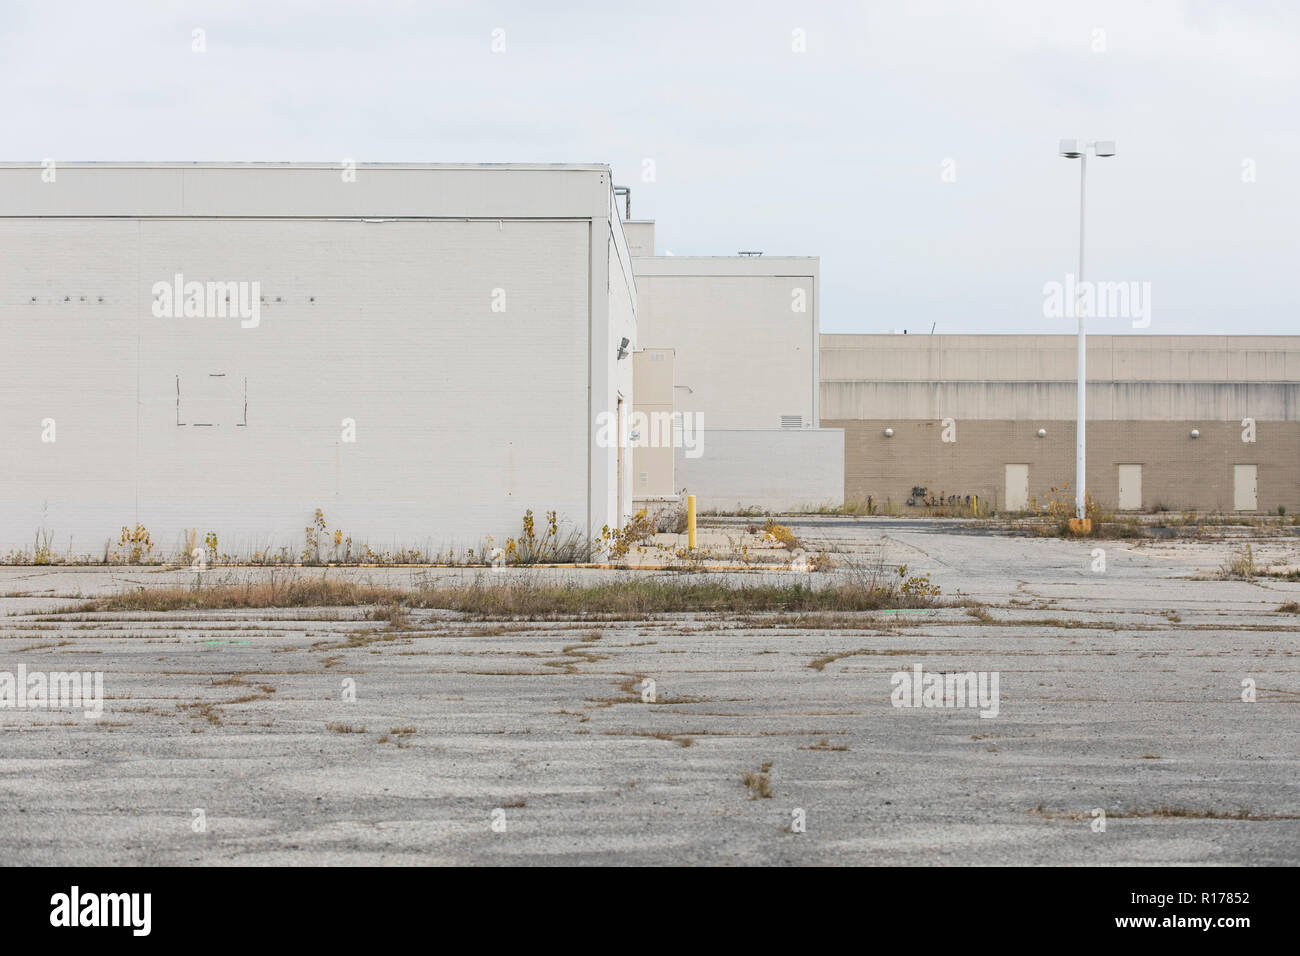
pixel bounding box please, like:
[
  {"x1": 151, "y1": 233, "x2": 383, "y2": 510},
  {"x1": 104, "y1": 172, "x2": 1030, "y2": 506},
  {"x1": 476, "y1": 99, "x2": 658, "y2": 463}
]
[
  {"x1": 1220, "y1": 543, "x2": 1257, "y2": 580},
  {"x1": 742, "y1": 762, "x2": 774, "y2": 799},
  {"x1": 71, "y1": 565, "x2": 948, "y2": 618},
  {"x1": 325, "y1": 722, "x2": 367, "y2": 734},
  {"x1": 114, "y1": 524, "x2": 155, "y2": 564}
]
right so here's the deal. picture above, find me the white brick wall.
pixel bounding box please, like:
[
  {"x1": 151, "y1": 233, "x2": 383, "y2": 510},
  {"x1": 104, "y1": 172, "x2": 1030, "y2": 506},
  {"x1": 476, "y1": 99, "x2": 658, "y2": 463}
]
[{"x1": 0, "y1": 171, "x2": 623, "y2": 558}]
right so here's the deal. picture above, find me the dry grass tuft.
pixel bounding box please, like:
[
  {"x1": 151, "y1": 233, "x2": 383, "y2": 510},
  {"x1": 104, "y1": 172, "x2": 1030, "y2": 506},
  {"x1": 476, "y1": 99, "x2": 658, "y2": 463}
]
[
  {"x1": 71, "y1": 570, "x2": 947, "y2": 620},
  {"x1": 325, "y1": 722, "x2": 367, "y2": 734},
  {"x1": 742, "y1": 761, "x2": 774, "y2": 799},
  {"x1": 1219, "y1": 543, "x2": 1257, "y2": 580}
]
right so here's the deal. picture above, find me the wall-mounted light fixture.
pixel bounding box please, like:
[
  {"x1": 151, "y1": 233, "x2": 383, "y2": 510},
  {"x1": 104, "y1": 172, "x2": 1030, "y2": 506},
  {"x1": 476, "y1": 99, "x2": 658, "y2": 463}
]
[
  {"x1": 884, "y1": 427, "x2": 894, "y2": 437},
  {"x1": 1037, "y1": 428, "x2": 1047, "y2": 438},
  {"x1": 1190, "y1": 428, "x2": 1200, "y2": 439}
]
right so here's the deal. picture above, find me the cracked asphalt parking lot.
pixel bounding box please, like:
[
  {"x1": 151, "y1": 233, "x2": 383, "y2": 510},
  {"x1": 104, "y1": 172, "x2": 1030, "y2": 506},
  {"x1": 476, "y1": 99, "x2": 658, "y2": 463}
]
[{"x1": 2, "y1": 518, "x2": 1297, "y2": 865}]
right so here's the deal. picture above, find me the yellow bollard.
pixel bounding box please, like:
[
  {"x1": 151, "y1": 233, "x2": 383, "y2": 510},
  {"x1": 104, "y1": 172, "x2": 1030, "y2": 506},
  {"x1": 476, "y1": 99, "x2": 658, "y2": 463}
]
[
  {"x1": 973, "y1": 495, "x2": 978, "y2": 517},
  {"x1": 687, "y1": 495, "x2": 697, "y2": 549}
]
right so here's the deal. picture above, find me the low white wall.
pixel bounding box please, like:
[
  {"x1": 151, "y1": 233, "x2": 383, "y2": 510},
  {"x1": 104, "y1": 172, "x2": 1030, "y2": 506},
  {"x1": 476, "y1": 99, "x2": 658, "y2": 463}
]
[{"x1": 675, "y1": 428, "x2": 844, "y2": 512}]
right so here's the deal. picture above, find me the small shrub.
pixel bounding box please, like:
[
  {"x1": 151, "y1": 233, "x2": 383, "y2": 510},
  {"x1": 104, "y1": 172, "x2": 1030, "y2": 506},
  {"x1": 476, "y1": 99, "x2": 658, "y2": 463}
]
[
  {"x1": 33, "y1": 528, "x2": 56, "y2": 565},
  {"x1": 1037, "y1": 484, "x2": 1108, "y2": 535},
  {"x1": 652, "y1": 503, "x2": 689, "y2": 534},
  {"x1": 805, "y1": 552, "x2": 834, "y2": 572},
  {"x1": 761, "y1": 519, "x2": 800, "y2": 551},
  {"x1": 514, "y1": 509, "x2": 585, "y2": 563},
  {"x1": 302, "y1": 508, "x2": 328, "y2": 564},
  {"x1": 896, "y1": 564, "x2": 941, "y2": 599},
  {"x1": 1220, "y1": 543, "x2": 1256, "y2": 580},
  {"x1": 594, "y1": 508, "x2": 656, "y2": 561},
  {"x1": 114, "y1": 524, "x2": 154, "y2": 564},
  {"x1": 330, "y1": 527, "x2": 352, "y2": 563}
]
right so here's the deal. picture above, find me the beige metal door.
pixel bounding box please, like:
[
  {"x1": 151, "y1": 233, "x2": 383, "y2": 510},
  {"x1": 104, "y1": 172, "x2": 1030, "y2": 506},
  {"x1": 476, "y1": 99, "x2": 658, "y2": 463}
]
[
  {"x1": 1005, "y1": 464, "x2": 1029, "y2": 511},
  {"x1": 1117, "y1": 464, "x2": 1142, "y2": 511},
  {"x1": 1234, "y1": 464, "x2": 1257, "y2": 512}
]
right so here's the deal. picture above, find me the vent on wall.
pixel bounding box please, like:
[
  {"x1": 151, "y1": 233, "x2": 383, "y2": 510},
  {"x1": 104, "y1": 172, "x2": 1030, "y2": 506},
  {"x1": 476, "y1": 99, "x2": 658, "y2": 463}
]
[{"x1": 780, "y1": 415, "x2": 804, "y2": 429}]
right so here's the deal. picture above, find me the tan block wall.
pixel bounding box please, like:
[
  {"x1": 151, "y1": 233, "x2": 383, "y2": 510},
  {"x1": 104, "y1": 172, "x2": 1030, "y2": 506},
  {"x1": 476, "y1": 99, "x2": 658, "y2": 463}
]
[{"x1": 825, "y1": 419, "x2": 1300, "y2": 513}]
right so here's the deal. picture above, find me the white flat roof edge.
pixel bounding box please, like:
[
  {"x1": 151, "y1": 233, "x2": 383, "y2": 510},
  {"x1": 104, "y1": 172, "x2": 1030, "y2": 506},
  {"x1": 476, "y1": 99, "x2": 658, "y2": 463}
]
[
  {"x1": 0, "y1": 161, "x2": 613, "y2": 171},
  {"x1": 633, "y1": 256, "x2": 819, "y2": 277},
  {"x1": 633, "y1": 255, "x2": 818, "y2": 260},
  {"x1": 820, "y1": 333, "x2": 1300, "y2": 340},
  {"x1": 0, "y1": 164, "x2": 617, "y2": 219}
]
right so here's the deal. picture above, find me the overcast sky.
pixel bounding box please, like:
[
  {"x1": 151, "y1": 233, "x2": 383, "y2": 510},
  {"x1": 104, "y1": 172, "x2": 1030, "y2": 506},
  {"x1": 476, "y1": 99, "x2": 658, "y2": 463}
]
[{"x1": 5, "y1": 0, "x2": 1297, "y2": 334}]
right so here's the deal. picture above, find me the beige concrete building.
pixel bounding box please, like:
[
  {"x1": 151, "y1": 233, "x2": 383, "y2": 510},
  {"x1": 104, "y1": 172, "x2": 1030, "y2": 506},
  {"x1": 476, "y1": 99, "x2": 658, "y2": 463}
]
[
  {"x1": 821, "y1": 334, "x2": 1300, "y2": 514},
  {"x1": 633, "y1": 253, "x2": 821, "y2": 431},
  {"x1": 629, "y1": 223, "x2": 844, "y2": 512}
]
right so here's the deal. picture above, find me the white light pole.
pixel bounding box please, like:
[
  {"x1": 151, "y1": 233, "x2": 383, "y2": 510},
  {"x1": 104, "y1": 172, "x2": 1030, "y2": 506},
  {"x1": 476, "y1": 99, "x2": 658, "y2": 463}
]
[{"x1": 1058, "y1": 139, "x2": 1115, "y2": 521}]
